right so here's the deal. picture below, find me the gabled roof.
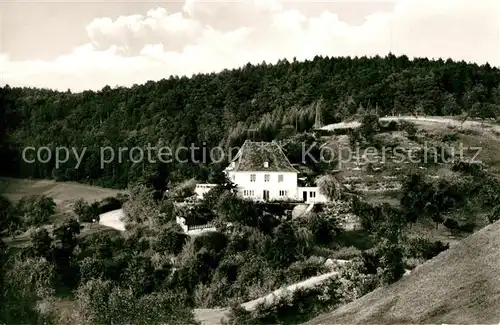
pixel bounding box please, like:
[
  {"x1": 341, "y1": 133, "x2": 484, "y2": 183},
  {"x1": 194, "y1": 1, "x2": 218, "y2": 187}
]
[{"x1": 226, "y1": 140, "x2": 299, "y2": 173}]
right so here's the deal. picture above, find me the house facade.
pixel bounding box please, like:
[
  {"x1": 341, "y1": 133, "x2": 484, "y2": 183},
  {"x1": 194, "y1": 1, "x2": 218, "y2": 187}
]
[{"x1": 195, "y1": 140, "x2": 328, "y2": 203}]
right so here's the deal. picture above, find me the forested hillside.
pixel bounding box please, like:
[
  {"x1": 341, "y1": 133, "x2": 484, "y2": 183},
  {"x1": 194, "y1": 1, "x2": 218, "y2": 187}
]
[{"x1": 1, "y1": 54, "x2": 500, "y2": 189}]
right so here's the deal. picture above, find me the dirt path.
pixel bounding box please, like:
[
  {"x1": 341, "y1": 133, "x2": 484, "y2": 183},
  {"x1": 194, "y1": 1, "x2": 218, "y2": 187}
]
[
  {"x1": 321, "y1": 116, "x2": 500, "y2": 138},
  {"x1": 194, "y1": 270, "x2": 340, "y2": 325}
]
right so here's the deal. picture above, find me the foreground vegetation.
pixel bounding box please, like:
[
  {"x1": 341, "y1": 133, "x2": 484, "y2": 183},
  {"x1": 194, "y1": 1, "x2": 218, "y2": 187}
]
[{"x1": 3, "y1": 155, "x2": 499, "y2": 323}]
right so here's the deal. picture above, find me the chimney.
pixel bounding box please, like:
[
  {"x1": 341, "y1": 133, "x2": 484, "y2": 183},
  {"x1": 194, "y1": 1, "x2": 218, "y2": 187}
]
[{"x1": 264, "y1": 161, "x2": 269, "y2": 168}]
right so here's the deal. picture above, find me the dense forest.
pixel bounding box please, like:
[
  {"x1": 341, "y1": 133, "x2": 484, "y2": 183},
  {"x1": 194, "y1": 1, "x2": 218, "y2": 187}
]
[{"x1": 1, "y1": 54, "x2": 500, "y2": 189}]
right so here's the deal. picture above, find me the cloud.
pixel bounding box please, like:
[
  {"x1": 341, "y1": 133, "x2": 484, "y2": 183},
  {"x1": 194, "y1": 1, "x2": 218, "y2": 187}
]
[{"x1": 1, "y1": 0, "x2": 499, "y2": 91}]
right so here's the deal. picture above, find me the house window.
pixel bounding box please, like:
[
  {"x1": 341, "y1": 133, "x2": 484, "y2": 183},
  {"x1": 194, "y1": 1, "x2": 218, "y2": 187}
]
[
  {"x1": 278, "y1": 174, "x2": 283, "y2": 182},
  {"x1": 264, "y1": 161, "x2": 269, "y2": 168},
  {"x1": 310, "y1": 191, "x2": 316, "y2": 198},
  {"x1": 250, "y1": 174, "x2": 256, "y2": 182},
  {"x1": 243, "y1": 190, "x2": 255, "y2": 197},
  {"x1": 279, "y1": 190, "x2": 288, "y2": 196},
  {"x1": 264, "y1": 174, "x2": 270, "y2": 182}
]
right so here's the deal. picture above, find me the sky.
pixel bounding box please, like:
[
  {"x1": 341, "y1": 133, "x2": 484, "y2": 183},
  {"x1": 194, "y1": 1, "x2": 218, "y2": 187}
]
[{"x1": 1, "y1": 0, "x2": 499, "y2": 92}]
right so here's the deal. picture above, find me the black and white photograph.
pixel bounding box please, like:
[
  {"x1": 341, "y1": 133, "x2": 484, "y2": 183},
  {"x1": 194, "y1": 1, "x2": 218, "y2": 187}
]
[{"x1": 1, "y1": 0, "x2": 499, "y2": 324}]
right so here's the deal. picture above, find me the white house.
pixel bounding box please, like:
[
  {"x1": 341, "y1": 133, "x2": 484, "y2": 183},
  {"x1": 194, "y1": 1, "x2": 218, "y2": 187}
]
[{"x1": 195, "y1": 140, "x2": 328, "y2": 203}]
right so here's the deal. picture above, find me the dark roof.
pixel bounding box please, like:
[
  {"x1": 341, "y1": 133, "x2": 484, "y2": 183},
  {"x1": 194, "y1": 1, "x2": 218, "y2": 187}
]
[{"x1": 227, "y1": 140, "x2": 299, "y2": 173}]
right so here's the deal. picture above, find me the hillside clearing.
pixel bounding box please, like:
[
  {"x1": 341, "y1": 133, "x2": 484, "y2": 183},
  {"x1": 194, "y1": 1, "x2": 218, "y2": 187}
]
[
  {"x1": 0, "y1": 177, "x2": 123, "y2": 212},
  {"x1": 0, "y1": 177, "x2": 124, "y2": 245}
]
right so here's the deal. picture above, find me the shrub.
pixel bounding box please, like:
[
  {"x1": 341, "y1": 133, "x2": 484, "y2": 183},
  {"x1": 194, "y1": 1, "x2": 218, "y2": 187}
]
[
  {"x1": 29, "y1": 228, "x2": 53, "y2": 259},
  {"x1": 399, "y1": 120, "x2": 417, "y2": 139},
  {"x1": 152, "y1": 227, "x2": 189, "y2": 255},
  {"x1": 405, "y1": 236, "x2": 449, "y2": 260},
  {"x1": 443, "y1": 218, "x2": 460, "y2": 232},
  {"x1": 458, "y1": 221, "x2": 475, "y2": 233},
  {"x1": 374, "y1": 238, "x2": 405, "y2": 286},
  {"x1": 73, "y1": 199, "x2": 100, "y2": 223},
  {"x1": 359, "y1": 113, "x2": 380, "y2": 141},
  {"x1": 307, "y1": 212, "x2": 341, "y2": 245},
  {"x1": 168, "y1": 179, "x2": 197, "y2": 201},
  {"x1": 488, "y1": 205, "x2": 500, "y2": 224},
  {"x1": 317, "y1": 175, "x2": 344, "y2": 201},
  {"x1": 0, "y1": 195, "x2": 21, "y2": 235},
  {"x1": 442, "y1": 134, "x2": 458, "y2": 142},
  {"x1": 223, "y1": 277, "x2": 341, "y2": 325},
  {"x1": 97, "y1": 197, "x2": 122, "y2": 214}
]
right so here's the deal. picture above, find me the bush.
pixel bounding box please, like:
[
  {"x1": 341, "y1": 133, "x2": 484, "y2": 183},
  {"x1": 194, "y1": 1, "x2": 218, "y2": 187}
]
[
  {"x1": 442, "y1": 134, "x2": 458, "y2": 142},
  {"x1": 73, "y1": 199, "x2": 100, "y2": 223},
  {"x1": 307, "y1": 212, "x2": 341, "y2": 245},
  {"x1": 168, "y1": 179, "x2": 197, "y2": 201},
  {"x1": 399, "y1": 120, "x2": 417, "y2": 139},
  {"x1": 0, "y1": 195, "x2": 21, "y2": 235},
  {"x1": 223, "y1": 276, "x2": 341, "y2": 325},
  {"x1": 458, "y1": 221, "x2": 475, "y2": 233},
  {"x1": 488, "y1": 205, "x2": 500, "y2": 224},
  {"x1": 359, "y1": 113, "x2": 380, "y2": 141},
  {"x1": 443, "y1": 218, "x2": 460, "y2": 232},
  {"x1": 405, "y1": 236, "x2": 449, "y2": 260},
  {"x1": 317, "y1": 175, "x2": 344, "y2": 201},
  {"x1": 373, "y1": 238, "x2": 405, "y2": 286},
  {"x1": 152, "y1": 227, "x2": 189, "y2": 255},
  {"x1": 97, "y1": 197, "x2": 122, "y2": 214}
]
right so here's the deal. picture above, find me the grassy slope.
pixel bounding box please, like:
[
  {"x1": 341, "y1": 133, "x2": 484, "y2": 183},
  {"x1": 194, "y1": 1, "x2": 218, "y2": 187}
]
[
  {"x1": 306, "y1": 219, "x2": 500, "y2": 324},
  {"x1": 0, "y1": 177, "x2": 123, "y2": 246},
  {"x1": 0, "y1": 177, "x2": 123, "y2": 211}
]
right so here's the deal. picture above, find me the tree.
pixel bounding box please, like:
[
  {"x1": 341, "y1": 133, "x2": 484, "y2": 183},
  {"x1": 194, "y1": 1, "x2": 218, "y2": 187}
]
[
  {"x1": 0, "y1": 195, "x2": 20, "y2": 235},
  {"x1": 1, "y1": 257, "x2": 56, "y2": 324},
  {"x1": 121, "y1": 254, "x2": 155, "y2": 295},
  {"x1": 79, "y1": 257, "x2": 105, "y2": 283},
  {"x1": 359, "y1": 113, "x2": 380, "y2": 142},
  {"x1": 267, "y1": 222, "x2": 298, "y2": 267},
  {"x1": 29, "y1": 228, "x2": 53, "y2": 259},
  {"x1": 74, "y1": 279, "x2": 196, "y2": 325},
  {"x1": 52, "y1": 217, "x2": 82, "y2": 288},
  {"x1": 307, "y1": 212, "x2": 341, "y2": 245},
  {"x1": 294, "y1": 227, "x2": 314, "y2": 256},
  {"x1": 317, "y1": 174, "x2": 344, "y2": 201},
  {"x1": 375, "y1": 238, "x2": 405, "y2": 286},
  {"x1": 16, "y1": 195, "x2": 56, "y2": 227},
  {"x1": 73, "y1": 198, "x2": 100, "y2": 223},
  {"x1": 152, "y1": 226, "x2": 189, "y2": 255},
  {"x1": 168, "y1": 179, "x2": 197, "y2": 201},
  {"x1": 123, "y1": 184, "x2": 163, "y2": 224},
  {"x1": 3, "y1": 56, "x2": 499, "y2": 189},
  {"x1": 277, "y1": 125, "x2": 296, "y2": 140},
  {"x1": 74, "y1": 279, "x2": 114, "y2": 324},
  {"x1": 399, "y1": 120, "x2": 417, "y2": 140}
]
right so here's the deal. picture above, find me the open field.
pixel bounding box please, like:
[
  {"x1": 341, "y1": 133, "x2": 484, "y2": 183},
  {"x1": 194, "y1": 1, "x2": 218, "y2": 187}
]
[
  {"x1": 306, "y1": 219, "x2": 500, "y2": 324},
  {"x1": 0, "y1": 177, "x2": 124, "y2": 246},
  {"x1": 0, "y1": 177, "x2": 124, "y2": 212}
]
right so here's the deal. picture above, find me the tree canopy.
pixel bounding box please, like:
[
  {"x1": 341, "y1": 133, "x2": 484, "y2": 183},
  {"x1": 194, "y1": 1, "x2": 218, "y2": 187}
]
[{"x1": 1, "y1": 54, "x2": 500, "y2": 188}]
